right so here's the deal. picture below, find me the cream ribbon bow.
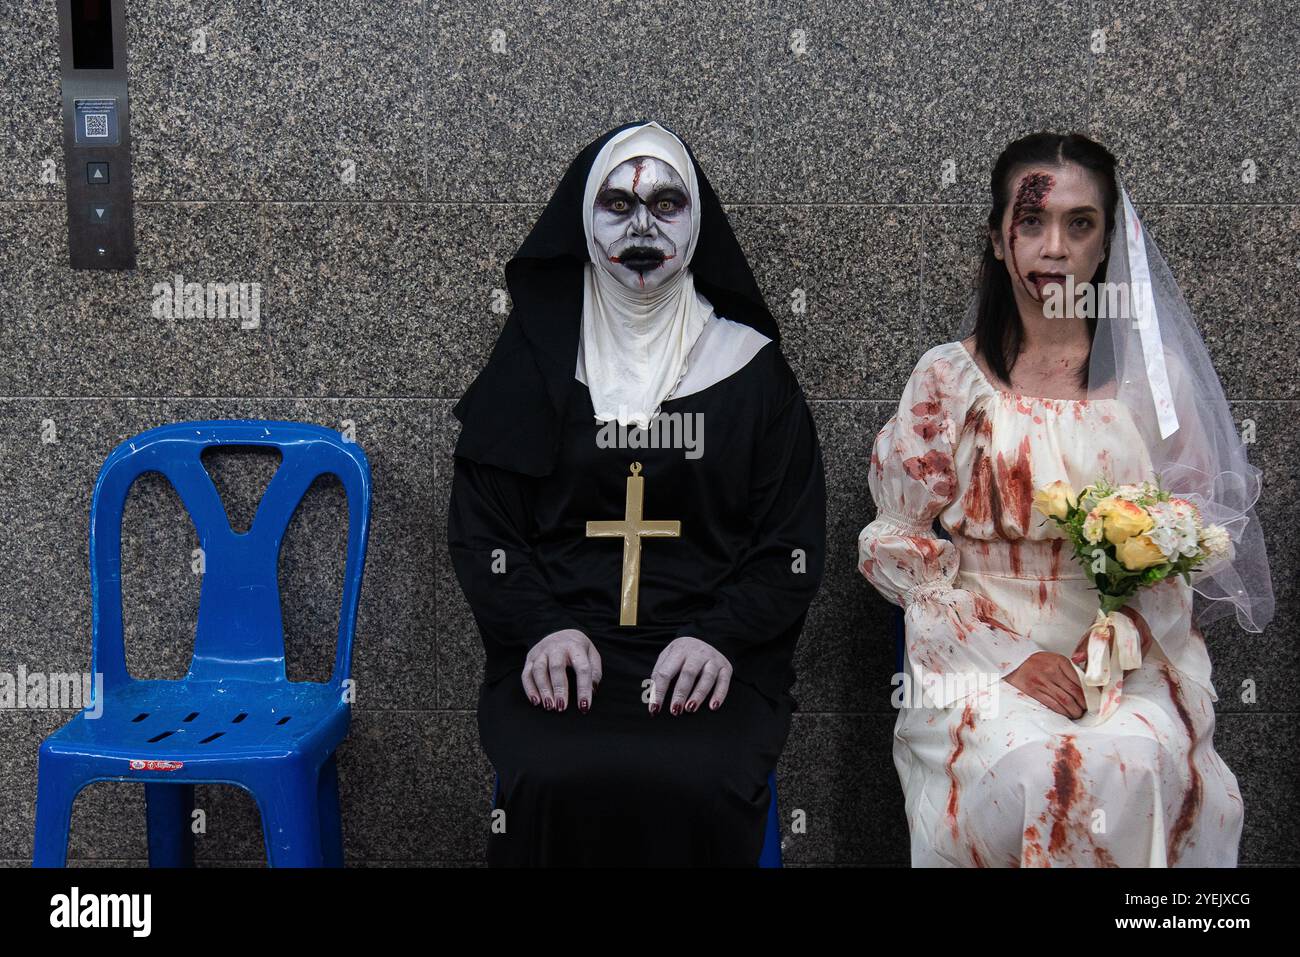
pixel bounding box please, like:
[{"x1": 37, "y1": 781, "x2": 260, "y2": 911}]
[{"x1": 1072, "y1": 608, "x2": 1144, "y2": 726}]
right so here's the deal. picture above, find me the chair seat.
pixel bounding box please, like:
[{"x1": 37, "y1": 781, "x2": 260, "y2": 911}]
[{"x1": 43, "y1": 679, "x2": 348, "y2": 764}]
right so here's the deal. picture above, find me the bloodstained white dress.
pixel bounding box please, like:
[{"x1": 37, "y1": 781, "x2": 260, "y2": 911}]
[{"x1": 858, "y1": 341, "x2": 1243, "y2": 867}]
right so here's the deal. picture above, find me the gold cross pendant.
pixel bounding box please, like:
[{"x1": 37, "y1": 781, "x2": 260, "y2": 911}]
[{"x1": 585, "y1": 461, "x2": 681, "y2": 626}]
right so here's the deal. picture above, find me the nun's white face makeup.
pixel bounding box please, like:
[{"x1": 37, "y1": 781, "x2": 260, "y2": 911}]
[{"x1": 592, "y1": 156, "x2": 692, "y2": 292}]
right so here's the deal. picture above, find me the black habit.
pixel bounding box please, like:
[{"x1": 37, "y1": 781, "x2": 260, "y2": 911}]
[{"x1": 448, "y1": 120, "x2": 826, "y2": 866}]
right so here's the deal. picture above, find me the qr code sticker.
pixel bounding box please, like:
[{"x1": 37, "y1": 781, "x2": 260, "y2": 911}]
[{"x1": 84, "y1": 113, "x2": 109, "y2": 138}]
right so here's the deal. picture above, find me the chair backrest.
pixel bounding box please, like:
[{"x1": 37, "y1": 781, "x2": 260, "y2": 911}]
[{"x1": 88, "y1": 420, "x2": 371, "y2": 691}]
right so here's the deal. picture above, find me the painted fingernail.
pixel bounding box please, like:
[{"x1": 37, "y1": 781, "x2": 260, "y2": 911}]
[
  {"x1": 543, "y1": 697, "x2": 553, "y2": 710},
  {"x1": 557, "y1": 698, "x2": 566, "y2": 712},
  {"x1": 687, "y1": 701, "x2": 697, "y2": 712},
  {"x1": 529, "y1": 694, "x2": 539, "y2": 706},
  {"x1": 671, "y1": 703, "x2": 681, "y2": 716},
  {"x1": 710, "y1": 700, "x2": 719, "y2": 710},
  {"x1": 579, "y1": 698, "x2": 588, "y2": 713},
  {"x1": 649, "y1": 703, "x2": 659, "y2": 715}
]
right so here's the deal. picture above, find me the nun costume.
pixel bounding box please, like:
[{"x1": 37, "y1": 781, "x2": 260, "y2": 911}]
[{"x1": 447, "y1": 120, "x2": 826, "y2": 866}]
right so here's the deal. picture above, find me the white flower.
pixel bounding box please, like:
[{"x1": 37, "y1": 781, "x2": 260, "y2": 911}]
[
  {"x1": 1146, "y1": 500, "x2": 1200, "y2": 560},
  {"x1": 1200, "y1": 523, "x2": 1233, "y2": 561},
  {"x1": 1168, "y1": 497, "x2": 1203, "y2": 529},
  {"x1": 1115, "y1": 480, "x2": 1159, "y2": 503},
  {"x1": 1082, "y1": 510, "x2": 1105, "y2": 544}
]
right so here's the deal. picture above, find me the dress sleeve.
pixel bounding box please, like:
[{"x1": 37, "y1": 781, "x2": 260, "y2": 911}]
[
  {"x1": 447, "y1": 454, "x2": 584, "y2": 681},
  {"x1": 857, "y1": 346, "x2": 1037, "y2": 708},
  {"x1": 672, "y1": 354, "x2": 827, "y2": 666}
]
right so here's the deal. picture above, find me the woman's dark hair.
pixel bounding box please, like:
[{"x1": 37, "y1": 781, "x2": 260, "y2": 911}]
[{"x1": 971, "y1": 132, "x2": 1119, "y2": 390}]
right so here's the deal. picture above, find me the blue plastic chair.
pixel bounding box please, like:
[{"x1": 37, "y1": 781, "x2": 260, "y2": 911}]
[
  {"x1": 894, "y1": 606, "x2": 906, "y2": 678},
  {"x1": 757, "y1": 769, "x2": 783, "y2": 867},
  {"x1": 491, "y1": 768, "x2": 784, "y2": 866},
  {"x1": 32, "y1": 420, "x2": 371, "y2": 868}
]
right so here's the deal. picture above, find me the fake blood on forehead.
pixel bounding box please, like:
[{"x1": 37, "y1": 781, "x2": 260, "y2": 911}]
[{"x1": 1008, "y1": 171, "x2": 1055, "y2": 300}]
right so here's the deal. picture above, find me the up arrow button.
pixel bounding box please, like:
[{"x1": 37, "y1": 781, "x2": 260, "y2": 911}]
[{"x1": 86, "y1": 162, "x2": 109, "y2": 184}]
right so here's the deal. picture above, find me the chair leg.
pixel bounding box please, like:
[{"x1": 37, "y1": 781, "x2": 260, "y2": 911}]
[
  {"x1": 254, "y1": 764, "x2": 324, "y2": 867},
  {"x1": 145, "y1": 783, "x2": 196, "y2": 867},
  {"x1": 31, "y1": 757, "x2": 82, "y2": 868},
  {"x1": 758, "y1": 770, "x2": 782, "y2": 868},
  {"x1": 317, "y1": 754, "x2": 343, "y2": 867}
]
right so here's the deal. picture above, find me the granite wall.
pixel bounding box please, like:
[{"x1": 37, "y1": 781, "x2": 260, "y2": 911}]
[{"x1": 1, "y1": 0, "x2": 1295, "y2": 866}]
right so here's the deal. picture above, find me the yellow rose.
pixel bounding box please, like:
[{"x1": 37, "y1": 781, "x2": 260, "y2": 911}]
[
  {"x1": 1115, "y1": 533, "x2": 1165, "y2": 571},
  {"x1": 1033, "y1": 480, "x2": 1077, "y2": 521},
  {"x1": 1096, "y1": 497, "x2": 1153, "y2": 544}
]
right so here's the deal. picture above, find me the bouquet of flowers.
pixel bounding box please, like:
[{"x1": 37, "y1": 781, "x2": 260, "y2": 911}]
[{"x1": 1031, "y1": 476, "x2": 1234, "y2": 720}]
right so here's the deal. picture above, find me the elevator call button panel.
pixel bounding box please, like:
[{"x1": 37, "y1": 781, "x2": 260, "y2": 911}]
[{"x1": 58, "y1": 1, "x2": 135, "y2": 269}]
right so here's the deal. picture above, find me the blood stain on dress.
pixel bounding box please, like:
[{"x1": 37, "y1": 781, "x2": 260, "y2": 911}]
[
  {"x1": 911, "y1": 395, "x2": 943, "y2": 415},
  {"x1": 995, "y1": 434, "x2": 1035, "y2": 534},
  {"x1": 1022, "y1": 823, "x2": 1047, "y2": 867},
  {"x1": 910, "y1": 535, "x2": 946, "y2": 576},
  {"x1": 1038, "y1": 538, "x2": 1065, "y2": 607},
  {"x1": 1133, "y1": 712, "x2": 1161, "y2": 738},
  {"x1": 972, "y1": 592, "x2": 1018, "y2": 637},
  {"x1": 964, "y1": 402, "x2": 993, "y2": 439},
  {"x1": 1039, "y1": 736, "x2": 1119, "y2": 867},
  {"x1": 1006, "y1": 539, "x2": 1022, "y2": 576},
  {"x1": 945, "y1": 702, "x2": 978, "y2": 839},
  {"x1": 903, "y1": 449, "x2": 956, "y2": 498},
  {"x1": 957, "y1": 407, "x2": 1004, "y2": 540},
  {"x1": 1046, "y1": 735, "x2": 1083, "y2": 856},
  {"x1": 959, "y1": 443, "x2": 996, "y2": 534},
  {"x1": 1106, "y1": 744, "x2": 1129, "y2": 785},
  {"x1": 1162, "y1": 663, "x2": 1203, "y2": 865}
]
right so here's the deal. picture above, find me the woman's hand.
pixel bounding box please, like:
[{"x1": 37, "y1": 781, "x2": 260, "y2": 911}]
[
  {"x1": 648, "y1": 637, "x2": 732, "y2": 715},
  {"x1": 1069, "y1": 629, "x2": 1094, "y2": 667},
  {"x1": 522, "y1": 628, "x2": 602, "y2": 713},
  {"x1": 1004, "y1": 652, "x2": 1087, "y2": 719}
]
